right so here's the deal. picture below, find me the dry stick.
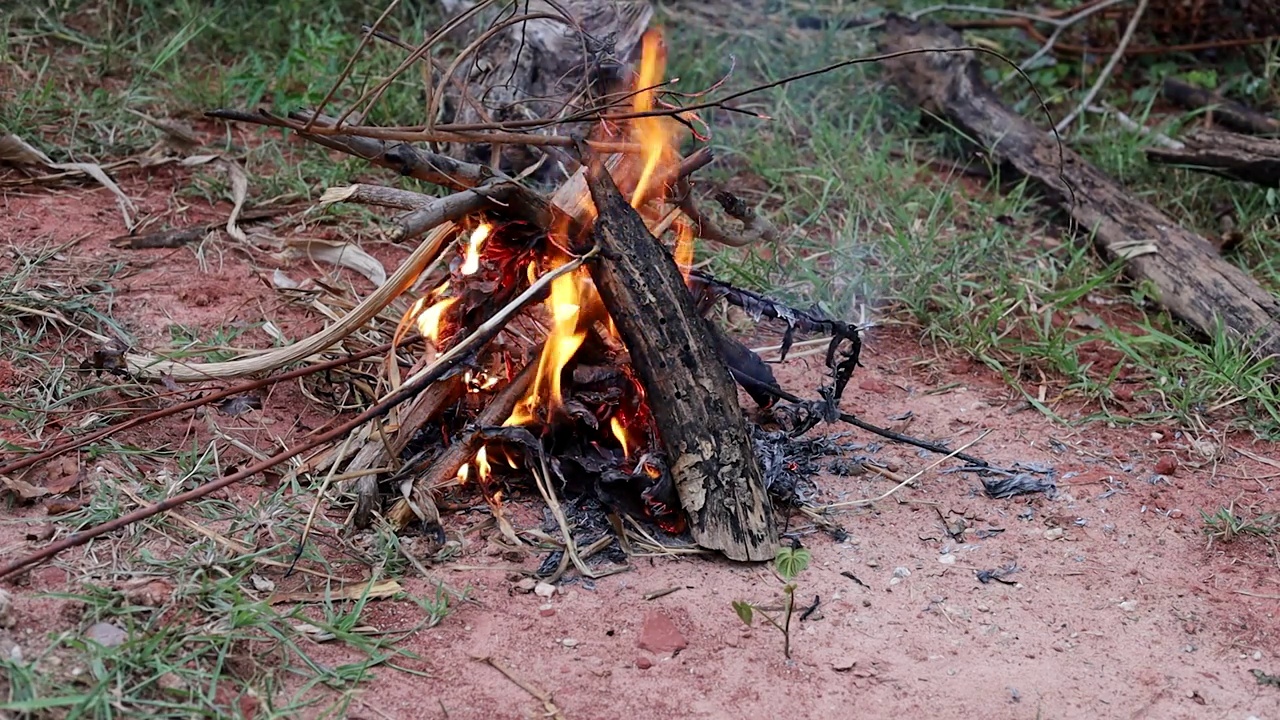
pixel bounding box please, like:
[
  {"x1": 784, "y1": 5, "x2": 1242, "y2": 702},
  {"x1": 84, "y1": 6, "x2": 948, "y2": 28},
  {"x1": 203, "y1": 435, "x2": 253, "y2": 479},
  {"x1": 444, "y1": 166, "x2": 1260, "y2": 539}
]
[
  {"x1": 1162, "y1": 78, "x2": 1280, "y2": 137},
  {"x1": 305, "y1": 0, "x2": 403, "y2": 131},
  {"x1": 1053, "y1": 0, "x2": 1150, "y2": 134},
  {"x1": 817, "y1": 430, "x2": 991, "y2": 511},
  {"x1": 318, "y1": 183, "x2": 439, "y2": 211},
  {"x1": 0, "y1": 338, "x2": 415, "y2": 478},
  {"x1": 124, "y1": 221, "x2": 460, "y2": 381},
  {"x1": 384, "y1": 359, "x2": 537, "y2": 530},
  {"x1": 0, "y1": 251, "x2": 597, "y2": 581},
  {"x1": 727, "y1": 368, "x2": 990, "y2": 467}
]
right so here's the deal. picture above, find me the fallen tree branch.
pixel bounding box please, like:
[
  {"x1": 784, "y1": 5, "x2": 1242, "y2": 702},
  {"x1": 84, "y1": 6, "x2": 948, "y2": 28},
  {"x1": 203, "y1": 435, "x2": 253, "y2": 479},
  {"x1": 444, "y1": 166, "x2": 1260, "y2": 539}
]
[
  {"x1": 878, "y1": 15, "x2": 1280, "y2": 360},
  {"x1": 1146, "y1": 128, "x2": 1280, "y2": 188},
  {"x1": 0, "y1": 246, "x2": 599, "y2": 580},
  {"x1": 1162, "y1": 78, "x2": 1280, "y2": 137}
]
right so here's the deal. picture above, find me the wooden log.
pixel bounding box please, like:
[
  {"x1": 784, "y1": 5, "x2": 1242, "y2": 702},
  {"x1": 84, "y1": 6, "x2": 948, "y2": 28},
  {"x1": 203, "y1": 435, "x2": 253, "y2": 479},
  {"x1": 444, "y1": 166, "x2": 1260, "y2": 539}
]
[
  {"x1": 1162, "y1": 78, "x2": 1280, "y2": 137},
  {"x1": 1147, "y1": 127, "x2": 1280, "y2": 188},
  {"x1": 583, "y1": 152, "x2": 778, "y2": 562},
  {"x1": 877, "y1": 15, "x2": 1280, "y2": 359}
]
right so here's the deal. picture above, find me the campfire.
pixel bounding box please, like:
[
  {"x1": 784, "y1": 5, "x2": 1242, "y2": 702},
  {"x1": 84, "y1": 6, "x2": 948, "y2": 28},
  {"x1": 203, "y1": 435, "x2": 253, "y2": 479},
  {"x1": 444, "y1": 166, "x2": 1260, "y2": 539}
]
[{"x1": 0, "y1": 3, "x2": 948, "y2": 579}]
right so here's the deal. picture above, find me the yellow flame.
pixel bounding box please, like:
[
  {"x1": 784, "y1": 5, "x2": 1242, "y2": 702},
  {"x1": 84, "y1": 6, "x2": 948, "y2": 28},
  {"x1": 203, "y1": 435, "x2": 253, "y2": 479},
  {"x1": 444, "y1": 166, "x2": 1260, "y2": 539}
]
[
  {"x1": 457, "y1": 463, "x2": 470, "y2": 485},
  {"x1": 476, "y1": 446, "x2": 491, "y2": 482},
  {"x1": 460, "y1": 223, "x2": 492, "y2": 276},
  {"x1": 674, "y1": 218, "x2": 694, "y2": 283},
  {"x1": 630, "y1": 29, "x2": 679, "y2": 210},
  {"x1": 415, "y1": 296, "x2": 458, "y2": 344},
  {"x1": 432, "y1": 280, "x2": 450, "y2": 297},
  {"x1": 610, "y1": 416, "x2": 630, "y2": 457},
  {"x1": 507, "y1": 264, "x2": 589, "y2": 425}
]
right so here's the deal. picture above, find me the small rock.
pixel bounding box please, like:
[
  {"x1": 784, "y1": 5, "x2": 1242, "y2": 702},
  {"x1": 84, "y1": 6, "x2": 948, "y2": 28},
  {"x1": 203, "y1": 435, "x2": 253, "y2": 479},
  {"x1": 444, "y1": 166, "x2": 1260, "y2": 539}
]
[
  {"x1": 1118, "y1": 600, "x2": 1138, "y2": 612},
  {"x1": 561, "y1": 638, "x2": 578, "y2": 648},
  {"x1": 892, "y1": 567, "x2": 911, "y2": 578},
  {"x1": 534, "y1": 582, "x2": 557, "y2": 598},
  {"x1": 84, "y1": 622, "x2": 128, "y2": 648},
  {"x1": 514, "y1": 578, "x2": 538, "y2": 594},
  {"x1": 539, "y1": 604, "x2": 556, "y2": 617},
  {"x1": 1154, "y1": 456, "x2": 1178, "y2": 476},
  {"x1": 866, "y1": 560, "x2": 879, "y2": 568},
  {"x1": 635, "y1": 656, "x2": 653, "y2": 670},
  {"x1": 1253, "y1": 650, "x2": 1263, "y2": 660},
  {"x1": 977, "y1": 605, "x2": 991, "y2": 613},
  {"x1": 637, "y1": 611, "x2": 687, "y2": 653},
  {"x1": 938, "y1": 554, "x2": 956, "y2": 565},
  {"x1": 1044, "y1": 528, "x2": 1064, "y2": 540},
  {"x1": 832, "y1": 657, "x2": 857, "y2": 672},
  {"x1": 1169, "y1": 509, "x2": 1183, "y2": 519},
  {"x1": 859, "y1": 378, "x2": 893, "y2": 394}
]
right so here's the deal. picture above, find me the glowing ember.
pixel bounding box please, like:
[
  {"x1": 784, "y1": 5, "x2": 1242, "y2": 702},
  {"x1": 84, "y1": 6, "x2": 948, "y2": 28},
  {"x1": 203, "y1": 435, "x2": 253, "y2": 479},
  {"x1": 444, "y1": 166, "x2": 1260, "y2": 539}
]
[{"x1": 460, "y1": 223, "x2": 492, "y2": 276}]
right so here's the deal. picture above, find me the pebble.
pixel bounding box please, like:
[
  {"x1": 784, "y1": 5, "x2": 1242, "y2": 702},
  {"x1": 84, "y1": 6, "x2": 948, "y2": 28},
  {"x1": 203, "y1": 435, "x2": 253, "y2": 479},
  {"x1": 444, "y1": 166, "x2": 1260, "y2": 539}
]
[
  {"x1": 534, "y1": 582, "x2": 557, "y2": 598},
  {"x1": 539, "y1": 605, "x2": 556, "y2": 617},
  {"x1": 977, "y1": 605, "x2": 991, "y2": 613},
  {"x1": 1044, "y1": 528, "x2": 1064, "y2": 540},
  {"x1": 514, "y1": 578, "x2": 539, "y2": 594},
  {"x1": 635, "y1": 656, "x2": 653, "y2": 670},
  {"x1": 893, "y1": 567, "x2": 911, "y2": 578},
  {"x1": 84, "y1": 622, "x2": 127, "y2": 648},
  {"x1": 938, "y1": 554, "x2": 956, "y2": 565},
  {"x1": 561, "y1": 638, "x2": 578, "y2": 648},
  {"x1": 832, "y1": 657, "x2": 857, "y2": 672},
  {"x1": 1154, "y1": 456, "x2": 1178, "y2": 476},
  {"x1": 1118, "y1": 600, "x2": 1138, "y2": 612}
]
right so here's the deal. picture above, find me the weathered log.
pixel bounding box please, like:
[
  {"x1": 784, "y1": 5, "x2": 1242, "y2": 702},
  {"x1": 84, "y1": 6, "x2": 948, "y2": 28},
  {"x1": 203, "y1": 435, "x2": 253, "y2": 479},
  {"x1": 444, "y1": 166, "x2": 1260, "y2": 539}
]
[
  {"x1": 1162, "y1": 78, "x2": 1280, "y2": 137},
  {"x1": 1147, "y1": 128, "x2": 1280, "y2": 188},
  {"x1": 877, "y1": 16, "x2": 1280, "y2": 359},
  {"x1": 583, "y1": 152, "x2": 778, "y2": 562}
]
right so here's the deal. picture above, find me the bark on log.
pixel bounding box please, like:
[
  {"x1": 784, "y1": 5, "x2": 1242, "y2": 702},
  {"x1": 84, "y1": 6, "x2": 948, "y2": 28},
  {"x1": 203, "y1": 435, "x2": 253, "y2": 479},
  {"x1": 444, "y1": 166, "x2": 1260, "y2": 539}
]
[
  {"x1": 1147, "y1": 128, "x2": 1280, "y2": 187},
  {"x1": 877, "y1": 16, "x2": 1280, "y2": 359},
  {"x1": 583, "y1": 153, "x2": 778, "y2": 562},
  {"x1": 1162, "y1": 78, "x2": 1280, "y2": 137}
]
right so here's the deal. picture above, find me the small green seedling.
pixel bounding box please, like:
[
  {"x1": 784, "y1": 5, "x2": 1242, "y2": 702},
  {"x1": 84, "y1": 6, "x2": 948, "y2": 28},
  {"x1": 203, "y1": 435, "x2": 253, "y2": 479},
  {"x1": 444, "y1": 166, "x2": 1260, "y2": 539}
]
[{"x1": 732, "y1": 543, "x2": 812, "y2": 659}]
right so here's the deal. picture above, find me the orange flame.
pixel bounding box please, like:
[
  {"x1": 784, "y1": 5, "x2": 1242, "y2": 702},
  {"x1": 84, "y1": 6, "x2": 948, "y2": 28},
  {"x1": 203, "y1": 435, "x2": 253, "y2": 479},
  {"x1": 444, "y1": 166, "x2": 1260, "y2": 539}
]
[
  {"x1": 507, "y1": 260, "x2": 589, "y2": 426},
  {"x1": 610, "y1": 416, "x2": 630, "y2": 457},
  {"x1": 414, "y1": 296, "x2": 458, "y2": 345},
  {"x1": 460, "y1": 223, "x2": 492, "y2": 276},
  {"x1": 630, "y1": 29, "x2": 680, "y2": 210},
  {"x1": 456, "y1": 463, "x2": 470, "y2": 485},
  {"x1": 674, "y1": 218, "x2": 694, "y2": 282},
  {"x1": 476, "y1": 446, "x2": 491, "y2": 482}
]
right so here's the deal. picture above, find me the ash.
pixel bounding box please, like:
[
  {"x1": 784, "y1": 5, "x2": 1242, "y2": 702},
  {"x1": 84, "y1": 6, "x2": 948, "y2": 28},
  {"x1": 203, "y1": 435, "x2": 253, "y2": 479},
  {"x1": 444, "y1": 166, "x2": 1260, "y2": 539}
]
[{"x1": 753, "y1": 427, "x2": 861, "y2": 507}]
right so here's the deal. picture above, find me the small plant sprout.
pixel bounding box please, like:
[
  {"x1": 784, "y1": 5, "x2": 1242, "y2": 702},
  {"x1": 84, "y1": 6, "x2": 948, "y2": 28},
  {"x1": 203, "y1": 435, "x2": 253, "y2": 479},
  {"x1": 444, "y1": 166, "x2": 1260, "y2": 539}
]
[{"x1": 732, "y1": 542, "x2": 812, "y2": 659}]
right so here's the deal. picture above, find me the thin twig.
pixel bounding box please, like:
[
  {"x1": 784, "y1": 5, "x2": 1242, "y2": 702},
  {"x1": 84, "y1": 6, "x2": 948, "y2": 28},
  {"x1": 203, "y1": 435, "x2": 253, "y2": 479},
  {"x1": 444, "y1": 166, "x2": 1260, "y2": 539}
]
[
  {"x1": 817, "y1": 431, "x2": 992, "y2": 510},
  {"x1": 0, "y1": 338, "x2": 415, "y2": 478},
  {"x1": 1054, "y1": 0, "x2": 1150, "y2": 134},
  {"x1": 0, "y1": 247, "x2": 598, "y2": 580}
]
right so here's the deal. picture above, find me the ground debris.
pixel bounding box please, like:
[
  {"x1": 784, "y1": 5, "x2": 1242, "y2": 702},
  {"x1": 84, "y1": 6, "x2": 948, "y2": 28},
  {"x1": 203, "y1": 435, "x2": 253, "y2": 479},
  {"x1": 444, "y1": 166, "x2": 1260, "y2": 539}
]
[{"x1": 977, "y1": 564, "x2": 1021, "y2": 586}]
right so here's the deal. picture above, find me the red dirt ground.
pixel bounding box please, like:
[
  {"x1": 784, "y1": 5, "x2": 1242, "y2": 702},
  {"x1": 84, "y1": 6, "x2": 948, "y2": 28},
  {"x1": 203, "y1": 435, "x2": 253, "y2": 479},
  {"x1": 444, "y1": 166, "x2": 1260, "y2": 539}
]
[{"x1": 2, "y1": 170, "x2": 1279, "y2": 720}]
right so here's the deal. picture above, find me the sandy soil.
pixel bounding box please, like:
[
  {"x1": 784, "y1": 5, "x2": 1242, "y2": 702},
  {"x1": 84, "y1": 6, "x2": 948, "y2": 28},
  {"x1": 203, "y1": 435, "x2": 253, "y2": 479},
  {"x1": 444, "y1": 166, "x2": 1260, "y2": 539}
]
[{"x1": 1, "y1": 170, "x2": 1279, "y2": 720}]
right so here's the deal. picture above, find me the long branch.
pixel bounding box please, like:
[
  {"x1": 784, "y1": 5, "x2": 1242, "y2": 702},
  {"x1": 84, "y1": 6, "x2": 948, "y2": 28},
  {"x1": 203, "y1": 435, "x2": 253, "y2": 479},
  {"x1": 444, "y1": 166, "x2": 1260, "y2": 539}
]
[{"x1": 0, "y1": 248, "x2": 598, "y2": 580}]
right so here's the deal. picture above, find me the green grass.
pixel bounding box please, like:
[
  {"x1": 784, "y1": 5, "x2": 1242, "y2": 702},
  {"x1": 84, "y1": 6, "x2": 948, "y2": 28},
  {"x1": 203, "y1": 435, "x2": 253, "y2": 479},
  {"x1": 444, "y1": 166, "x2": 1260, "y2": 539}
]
[
  {"x1": 661, "y1": 3, "x2": 1280, "y2": 436},
  {"x1": 1202, "y1": 503, "x2": 1280, "y2": 544}
]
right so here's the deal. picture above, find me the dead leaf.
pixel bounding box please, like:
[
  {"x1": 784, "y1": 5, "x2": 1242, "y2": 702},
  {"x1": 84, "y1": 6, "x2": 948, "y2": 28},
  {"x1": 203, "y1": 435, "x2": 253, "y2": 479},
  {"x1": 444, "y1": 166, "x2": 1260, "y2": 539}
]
[
  {"x1": 45, "y1": 498, "x2": 88, "y2": 515},
  {"x1": 271, "y1": 269, "x2": 302, "y2": 290},
  {"x1": 1, "y1": 474, "x2": 48, "y2": 501},
  {"x1": 216, "y1": 393, "x2": 262, "y2": 416},
  {"x1": 292, "y1": 621, "x2": 379, "y2": 643},
  {"x1": 268, "y1": 579, "x2": 402, "y2": 605},
  {"x1": 0, "y1": 133, "x2": 138, "y2": 230},
  {"x1": 1069, "y1": 311, "x2": 1104, "y2": 330},
  {"x1": 80, "y1": 338, "x2": 131, "y2": 376},
  {"x1": 286, "y1": 238, "x2": 387, "y2": 286},
  {"x1": 43, "y1": 455, "x2": 83, "y2": 495},
  {"x1": 222, "y1": 160, "x2": 249, "y2": 242}
]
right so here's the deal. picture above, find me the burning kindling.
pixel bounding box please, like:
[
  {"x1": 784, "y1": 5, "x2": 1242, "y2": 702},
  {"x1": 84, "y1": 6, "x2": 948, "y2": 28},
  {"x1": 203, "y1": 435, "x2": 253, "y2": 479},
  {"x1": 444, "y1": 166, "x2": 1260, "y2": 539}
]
[{"x1": 0, "y1": 2, "x2": 992, "y2": 582}]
